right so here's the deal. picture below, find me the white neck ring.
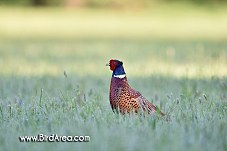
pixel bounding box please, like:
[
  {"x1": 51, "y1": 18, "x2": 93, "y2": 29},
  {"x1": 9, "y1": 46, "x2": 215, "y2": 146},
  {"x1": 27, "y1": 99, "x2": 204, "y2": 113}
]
[{"x1": 113, "y1": 74, "x2": 126, "y2": 79}]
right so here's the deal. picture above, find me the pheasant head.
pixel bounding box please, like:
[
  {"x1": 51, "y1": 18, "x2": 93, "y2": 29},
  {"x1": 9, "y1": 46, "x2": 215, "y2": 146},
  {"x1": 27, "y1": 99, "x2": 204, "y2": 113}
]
[{"x1": 107, "y1": 59, "x2": 126, "y2": 78}]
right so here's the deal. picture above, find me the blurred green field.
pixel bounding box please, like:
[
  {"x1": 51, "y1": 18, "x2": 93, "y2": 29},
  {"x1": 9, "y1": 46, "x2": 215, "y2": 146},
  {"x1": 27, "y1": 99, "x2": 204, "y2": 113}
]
[
  {"x1": 0, "y1": 4, "x2": 227, "y2": 151},
  {"x1": 1, "y1": 3, "x2": 227, "y2": 40}
]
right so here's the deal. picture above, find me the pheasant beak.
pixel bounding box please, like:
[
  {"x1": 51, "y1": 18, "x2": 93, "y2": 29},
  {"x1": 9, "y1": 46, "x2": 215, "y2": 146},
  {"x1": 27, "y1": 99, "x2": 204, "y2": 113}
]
[{"x1": 106, "y1": 63, "x2": 110, "y2": 66}]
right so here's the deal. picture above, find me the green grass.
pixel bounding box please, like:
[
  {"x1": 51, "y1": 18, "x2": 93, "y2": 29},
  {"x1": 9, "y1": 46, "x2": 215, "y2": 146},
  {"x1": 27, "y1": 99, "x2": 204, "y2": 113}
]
[
  {"x1": 0, "y1": 5, "x2": 227, "y2": 151},
  {"x1": 0, "y1": 39, "x2": 226, "y2": 151}
]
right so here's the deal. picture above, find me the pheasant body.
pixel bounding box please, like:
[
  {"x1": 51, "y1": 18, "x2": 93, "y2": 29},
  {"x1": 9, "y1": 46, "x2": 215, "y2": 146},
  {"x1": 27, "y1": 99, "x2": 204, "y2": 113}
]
[
  {"x1": 110, "y1": 77, "x2": 136, "y2": 113},
  {"x1": 107, "y1": 59, "x2": 164, "y2": 115}
]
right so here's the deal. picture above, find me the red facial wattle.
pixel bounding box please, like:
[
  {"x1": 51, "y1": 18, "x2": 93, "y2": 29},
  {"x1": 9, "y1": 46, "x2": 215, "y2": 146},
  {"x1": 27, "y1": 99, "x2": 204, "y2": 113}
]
[{"x1": 109, "y1": 59, "x2": 118, "y2": 71}]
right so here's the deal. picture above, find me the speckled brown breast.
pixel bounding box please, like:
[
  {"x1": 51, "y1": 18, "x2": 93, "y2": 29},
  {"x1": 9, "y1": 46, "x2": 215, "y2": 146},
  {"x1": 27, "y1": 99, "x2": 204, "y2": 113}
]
[{"x1": 109, "y1": 77, "x2": 140, "y2": 113}]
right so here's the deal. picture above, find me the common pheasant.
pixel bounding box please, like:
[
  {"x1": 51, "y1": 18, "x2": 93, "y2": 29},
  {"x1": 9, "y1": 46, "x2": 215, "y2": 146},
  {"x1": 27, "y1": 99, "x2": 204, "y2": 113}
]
[{"x1": 107, "y1": 59, "x2": 165, "y2": 116}]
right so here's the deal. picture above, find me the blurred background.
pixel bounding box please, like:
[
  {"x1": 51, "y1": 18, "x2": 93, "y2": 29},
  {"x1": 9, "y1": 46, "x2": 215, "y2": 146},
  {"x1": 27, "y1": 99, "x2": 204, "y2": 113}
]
[
  {"x1": 0, "y1": 0, "x2": 227, "y2": 7},
  {"x1": 0, "y1": 0, "x2": 227, "y2": 77},
  {"x1": 1, "y1": 0, "x2": 227, "y2": 40}
]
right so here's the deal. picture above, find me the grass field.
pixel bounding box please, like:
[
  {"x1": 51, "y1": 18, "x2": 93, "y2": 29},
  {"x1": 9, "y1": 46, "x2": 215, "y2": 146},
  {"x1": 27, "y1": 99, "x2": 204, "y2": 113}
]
[{"x1": 0, "y1": 4, "x2": 227, "y2": 151}]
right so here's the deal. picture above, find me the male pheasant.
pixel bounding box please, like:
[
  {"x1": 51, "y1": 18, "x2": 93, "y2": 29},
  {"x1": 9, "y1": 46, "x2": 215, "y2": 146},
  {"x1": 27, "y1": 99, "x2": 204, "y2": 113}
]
[{"x1": 107, "y1": 59, "x2": 165, "y2": 116}]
